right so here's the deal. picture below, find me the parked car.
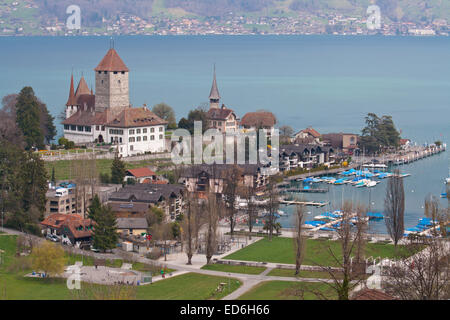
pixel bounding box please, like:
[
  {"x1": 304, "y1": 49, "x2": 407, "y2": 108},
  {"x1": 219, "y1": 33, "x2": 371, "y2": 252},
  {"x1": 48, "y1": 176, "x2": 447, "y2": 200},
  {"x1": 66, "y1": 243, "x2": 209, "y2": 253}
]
[{"x1": 46, "y1": 234, "x2": 60, "y2": 242}]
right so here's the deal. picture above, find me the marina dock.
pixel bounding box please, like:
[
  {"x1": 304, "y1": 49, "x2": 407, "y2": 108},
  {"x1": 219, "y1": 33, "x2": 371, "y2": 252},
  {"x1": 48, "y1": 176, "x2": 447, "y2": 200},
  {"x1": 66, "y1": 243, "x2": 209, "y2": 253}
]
[{"x1": 279, "y1": 200, "x2": 329, "y2": 207}]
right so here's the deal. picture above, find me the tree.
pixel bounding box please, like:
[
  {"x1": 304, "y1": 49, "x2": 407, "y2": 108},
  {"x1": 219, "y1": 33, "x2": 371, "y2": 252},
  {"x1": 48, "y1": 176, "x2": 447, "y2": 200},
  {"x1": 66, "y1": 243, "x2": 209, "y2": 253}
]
[
  {"x1": 360, "y1": 113, "x2": 401, "y2": 154},
  {"x1": 294, "y1": 204, "x2": 306, "y2": 276},
  {"x1": 279, "y1": 125, "x2": 294, "y2": 144},
  {"x1": 264, "y1": 176, "x2": 280, "y2": 241},
  {"x1": 87, "y1": 194, "x2": 102, "y2": 221},
  {"x1": 384, "y1": 170, "x2": 405, "y2": 247},
  {"x1": 383, "y1": 238, "x2": 450, "y2": 300},
  {"x1": 424, "y1": 195, "x2": 449, "y2": 238},
  {"x1": 152, "y1": 102, "x2": 176, "y2": 129},
  {"x1": 244, "y1": 186, "x2": 257, "y2": 240},
  {"x1": 111, "y1": 154, "x2": 126, "y2": 185},
  {"x1": 205, "y1": 193, "x2": 221, "y2": 264},
  {"x1": 0, "y1": 94, "x2": 24, "y2": 147},
  {"x1": 182, "y1": 192, "x2": 203, "y2": 265},
  {"x1": 31, "y1": 241, "x2": 66, "y2": 277},
  {"x1": 38, "y1": 99, "x2": 57, "y2": 144},
  {"x1": 92, "y1": 204, "x2": 118, "y2": 252},
  {"x1": 177, "y1": 107, "x2": 208, "y2": 134},
  {"x1": 15, "y1": 87, "x2": 45, "y2": 150},
  {"x1": 51, "y1": 167, "x2": 56, "y2": 184},
  {"x1": 314, "y1": 201, "x2": 368, "y2": 300},
  {"x1": 223, "y1": 165, "x2": 243, "y2": 238}
]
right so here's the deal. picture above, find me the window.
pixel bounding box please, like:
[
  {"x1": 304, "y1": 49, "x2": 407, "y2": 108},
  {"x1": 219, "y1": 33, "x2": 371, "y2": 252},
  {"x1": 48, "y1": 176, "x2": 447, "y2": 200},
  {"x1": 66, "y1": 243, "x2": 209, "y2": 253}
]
[
  {"x1": 136, "y1": 129, "x2": 141, "y2": 134},
  {"x1": 71, "y1": 125, "x2": 76, "y2": 131},
  {"x1": 96, "y1": 125, "x2": 99, "y2": 131},
  {"x1": 129, "y1": 129, "x2": 135, "y2": 135},
  {"x1": 101, "y1": 80, "x2": 104, "y2": 84},
  {"x1": 64, "y1": 125, "x2": 69, "y2": 130},
  {"x1": 119, "y1": 137, "x2": 122, "y2": 143},
  {"x1": 218, "y1": 122, "x2": 222, "y2": 126},
  {"x1": 85, "y1": 126, "x2": 91, "y2": 132},
  {"x1": 101, "y1": 126, "x2": 105, "y2": 131},
  {"x1": 150, "y1": 135, "x2": 155, "y2": 141},
  {"x1": 77, "y1": 126, "x2": 84, "y2": 132},
  {"x1": 159, "y1": 127, "x2": 163, "y2": 132},
  {"x1": 150, "y1": 127, "x2": 155, "y2": 133},
  {"x1": 130, "y1": 145, "x2": 134, "y2": 151},
  {"x1": 129, "y1": 137, "x2": 135, "y2": 143},
  {"x1": 114, "y1": 71, "x2": 118, "y2": 74},
  {"x1": 98, "y1": 71, "x2": 101, "y2": 74},
  {"x1": 159, "y1": 134, "x2": 163, "y2": 140},
  {"x1": 136, "y1": 136, "x2": 141, "y2": 142},
  {"x1": 104, "y1": 71, "x2": 107, "y2": 74},
  {"x1": 143, "y1": 128, "x2": 147, "y2": 133},
  {"x1": 143, "y1": 136, "x2": 147, "y2": 141},
  {"x1": 121, "y1": 71, "x2": 125, "y2": 74}
]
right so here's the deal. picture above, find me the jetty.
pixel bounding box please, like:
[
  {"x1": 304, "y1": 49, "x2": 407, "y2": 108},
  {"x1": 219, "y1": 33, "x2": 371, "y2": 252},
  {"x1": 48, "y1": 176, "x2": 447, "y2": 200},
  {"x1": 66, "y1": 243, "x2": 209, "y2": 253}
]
[{"x1": 279, "y1": 199, "x2": 329, "y2": 207}]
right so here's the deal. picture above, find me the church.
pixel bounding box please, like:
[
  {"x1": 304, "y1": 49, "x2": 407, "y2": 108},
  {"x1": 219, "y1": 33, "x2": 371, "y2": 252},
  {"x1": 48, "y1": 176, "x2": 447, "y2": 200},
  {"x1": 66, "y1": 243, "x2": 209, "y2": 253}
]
[{"x1": 62, "y1": 47, "x2": 167, "y2": 157}]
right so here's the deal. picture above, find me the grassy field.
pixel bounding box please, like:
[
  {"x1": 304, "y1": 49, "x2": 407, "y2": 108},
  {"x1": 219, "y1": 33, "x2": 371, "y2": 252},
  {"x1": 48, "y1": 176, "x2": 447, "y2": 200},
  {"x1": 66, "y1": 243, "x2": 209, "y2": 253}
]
[
  {"x1": 44, "y1": 158, "x2": 172, "y2": 180},
  {"x1": 0, "y1": 235, "x2": 238, "y2": 300},
  {"x1": 201, "y1": 263, "x2": 266, "y2": 275},
  {"x1": 237, "y1": 281, "x2": 337, "y2": 300},
  {"x1": 267, "y1": 268, "x2": 341, "y2": 279},
  {"x1": 224, "y1": 237, "x2": 414, "y2": 266}
]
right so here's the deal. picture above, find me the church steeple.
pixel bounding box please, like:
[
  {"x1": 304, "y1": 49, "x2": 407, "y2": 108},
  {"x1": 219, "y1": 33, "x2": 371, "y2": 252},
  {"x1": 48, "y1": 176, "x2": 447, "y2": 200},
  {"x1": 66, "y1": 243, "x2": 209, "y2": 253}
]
[
  {"x1": 66, "y1": 73, "x2": 77, "y2": 106},
  {"x1": 209, "y1": 65, "x2": 220, "y2": 109}
]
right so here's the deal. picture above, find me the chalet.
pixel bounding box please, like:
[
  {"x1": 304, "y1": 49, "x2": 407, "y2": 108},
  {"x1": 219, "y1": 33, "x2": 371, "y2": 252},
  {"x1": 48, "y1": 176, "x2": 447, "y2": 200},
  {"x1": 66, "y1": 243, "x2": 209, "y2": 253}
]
[
  {"x1": 294, "y1": 127, "x2": 322, "y2": 144},
  {"x1": 125, "y1": 167, "x2": 157, "y2": 183},
  {"x1": 240, "y1": 111, "x2": 277, "y2": 135},
  {"x1": 279, "y1": 144, "x2": 334, "y2": 172},
  {"x1": 180, "y1": 164, "x2": 269, "y2": 194},
  {"x1": 117, "y1": 218, "x2": 148, "y2": 236},
  {"x1": 108, "y1": 184, "x2": 185, "y2": 221},
  {"x1": 40, "y1": 214, "x2": 94, "y2": 247}
]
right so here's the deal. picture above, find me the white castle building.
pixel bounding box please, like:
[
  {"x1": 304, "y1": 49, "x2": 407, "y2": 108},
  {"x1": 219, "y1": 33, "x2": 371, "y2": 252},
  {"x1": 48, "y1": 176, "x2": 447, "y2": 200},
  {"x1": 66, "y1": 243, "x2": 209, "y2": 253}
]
[{"x1": 62, "y1": 48, "x2": 167, "y2": 157}]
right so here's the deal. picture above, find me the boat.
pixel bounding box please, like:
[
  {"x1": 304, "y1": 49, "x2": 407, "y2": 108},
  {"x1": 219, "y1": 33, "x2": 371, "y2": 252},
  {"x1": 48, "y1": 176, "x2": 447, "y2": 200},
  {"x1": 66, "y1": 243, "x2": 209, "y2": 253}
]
[
  {"x1": 441, "y1": 193, "x2": 447, "y2": 198},
  {"x1": 366, "y1": 212, "x2": 384, "y2": 220},
  {"x1": 366, "y1": 180, "x2": 378, "y2": 188}
]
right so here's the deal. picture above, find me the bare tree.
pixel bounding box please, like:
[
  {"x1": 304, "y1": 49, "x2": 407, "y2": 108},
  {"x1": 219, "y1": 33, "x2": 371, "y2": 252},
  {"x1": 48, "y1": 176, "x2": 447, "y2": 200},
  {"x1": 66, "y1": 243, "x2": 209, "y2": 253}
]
[
  {"x1": 383, "y1": 239, "x2": 450, "y2": 300},
  {"x1": 384, "y1": 169, "x2": 405, "y2": 247},
  {"x1": 244, "y1": 185, "x2": 258, "y2": 240},
  {"x1": 424, "y1": 195, "x2": 449, "y2": 238},
  {"x1": 293, "y1": 204, "x2": 306, "y2": 276},
  {"x1": 223, "y1": 165, "x2": 243, "y2": 238},
  {"x1": 315, "y1": 201, "x2": 368, "y2": 300},
  {"x1": 182, "y1": 192, "x2": 202, "y2": 265},
  {"x1": 264, "y1": 175, "x2": 279, "y2": 241},
  {"x1": 204, "y1": 193, "x2": 221, "y2": 264}
]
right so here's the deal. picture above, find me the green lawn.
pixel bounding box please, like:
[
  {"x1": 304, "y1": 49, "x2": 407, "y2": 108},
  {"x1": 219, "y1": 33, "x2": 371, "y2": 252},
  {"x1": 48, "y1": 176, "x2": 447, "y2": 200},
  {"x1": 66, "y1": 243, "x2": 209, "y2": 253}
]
[
  {"x1": 224, "y1": 237, "x2": 414, "y2": 267},
  {"x1": 237, "y1": 281, "x2": 337, "y2": 300},
  {"x1": 201, "y1": 263, "x2": 266, "y2": 275},
  {"x1": 136, "y1": 273, "x2": 241, "y2": 300},
  {"x1": 267, "y1": 268, "x2": 341, "y2": 279},
  {"x1": 44, "y1": 158, "x2": 172, "y2": 180},
  {"x1": 0, "y1": 235, "x2": 239, "y2": 300}
]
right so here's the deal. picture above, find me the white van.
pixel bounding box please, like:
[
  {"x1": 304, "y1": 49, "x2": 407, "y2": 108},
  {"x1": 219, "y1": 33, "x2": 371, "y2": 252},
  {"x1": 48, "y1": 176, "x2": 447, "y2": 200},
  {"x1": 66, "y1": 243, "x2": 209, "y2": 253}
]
[{"x1": 55, "y1": 188, "x2": 68, "y2": 197}]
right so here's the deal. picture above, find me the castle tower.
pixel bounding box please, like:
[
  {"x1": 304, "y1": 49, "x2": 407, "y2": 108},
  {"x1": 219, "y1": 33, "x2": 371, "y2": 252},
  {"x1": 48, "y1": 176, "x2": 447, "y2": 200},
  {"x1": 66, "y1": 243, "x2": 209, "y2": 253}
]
[
  {"x1": 209, "y1": 65, "x2": 220, "y2": 109},
  {"x1": 94, "y1": 48, "x2": 129, "y2": 113},
  {"x1": 65, "y1": 74, "x2": 78, "y2": 119}
]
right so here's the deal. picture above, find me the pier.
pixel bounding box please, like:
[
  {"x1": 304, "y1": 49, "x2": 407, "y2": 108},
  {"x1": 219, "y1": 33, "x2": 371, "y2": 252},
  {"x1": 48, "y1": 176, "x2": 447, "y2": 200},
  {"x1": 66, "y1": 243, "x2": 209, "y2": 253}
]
[{"x1": 279, "y1": 200, "x2": 329, "y2": 207}]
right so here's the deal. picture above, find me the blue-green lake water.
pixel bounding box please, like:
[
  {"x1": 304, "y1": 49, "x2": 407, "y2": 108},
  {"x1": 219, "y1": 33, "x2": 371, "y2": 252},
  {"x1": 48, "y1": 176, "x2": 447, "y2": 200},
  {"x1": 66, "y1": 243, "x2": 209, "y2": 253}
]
[{"x1": 0, "y1": 35, "x2": 448, "y2": 233}]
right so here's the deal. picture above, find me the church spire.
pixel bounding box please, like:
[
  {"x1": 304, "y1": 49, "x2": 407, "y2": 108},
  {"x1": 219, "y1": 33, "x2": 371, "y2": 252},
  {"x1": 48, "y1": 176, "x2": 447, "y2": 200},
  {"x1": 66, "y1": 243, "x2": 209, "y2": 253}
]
[
  {"x1": 209, "y1": 64, "x2": 220, "y2": 109},
  {"x1": 66, "y1": 73, "x2": 77, "y2": 106}
]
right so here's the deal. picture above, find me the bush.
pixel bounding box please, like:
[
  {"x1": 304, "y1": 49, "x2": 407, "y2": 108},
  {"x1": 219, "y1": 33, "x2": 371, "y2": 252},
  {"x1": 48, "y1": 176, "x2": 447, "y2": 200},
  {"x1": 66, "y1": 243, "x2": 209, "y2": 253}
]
[
  {"x1": 147, "y1": 248, "x2": 162, "y2": 260},
  {"x1": 100, "y1": 172, "x2": 111, "y2": 184}
]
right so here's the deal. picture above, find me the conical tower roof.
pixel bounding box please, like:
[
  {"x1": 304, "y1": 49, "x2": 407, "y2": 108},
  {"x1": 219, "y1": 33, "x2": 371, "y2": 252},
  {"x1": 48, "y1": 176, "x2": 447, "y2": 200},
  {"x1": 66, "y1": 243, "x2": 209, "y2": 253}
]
[
  {"x1": 75, "y1": 76, "x2": 91, "y2": 98},
  {"x1": 95, "y1": 48, "x2": 129, "y2": 72},
  {"x1": 66, "y1": 74, "x2": 77, "y2": 106},
  {"x1": 209, "y1": 66, "x2": 220, "y2": 100}
]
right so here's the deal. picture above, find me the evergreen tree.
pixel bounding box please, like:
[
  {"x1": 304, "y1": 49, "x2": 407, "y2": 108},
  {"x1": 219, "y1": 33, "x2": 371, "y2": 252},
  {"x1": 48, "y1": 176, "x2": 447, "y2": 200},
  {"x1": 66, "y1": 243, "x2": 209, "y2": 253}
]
[
  {"x1": 87, "y1": 194, "x2": 102, "y2": 221},
  {"x1": 92, "y1": 204, "x2": 118, "y2": 252},
  {"x1": 21, "y1": 151, "x2": 48, "y2": 214},
  {"x1": 39, "y1": 101, "x2": 57, "y2": 144},
  {"x1": 51, "y1": 167, "x2": 56, "y2": 184},
  {"x1": 15, "y1": 87, "x2": 44, "y2": 150},
  {"x1": 110, "y1": 154, "x2": 126, "y2": 184}
]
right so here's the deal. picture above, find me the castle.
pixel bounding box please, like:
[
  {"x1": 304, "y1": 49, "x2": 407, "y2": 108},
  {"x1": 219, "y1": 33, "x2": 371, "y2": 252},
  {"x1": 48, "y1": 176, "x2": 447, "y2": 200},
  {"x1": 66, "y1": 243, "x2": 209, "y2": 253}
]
[{"x1": 62, "y1": 48, "x2": 167, "y2": 157}]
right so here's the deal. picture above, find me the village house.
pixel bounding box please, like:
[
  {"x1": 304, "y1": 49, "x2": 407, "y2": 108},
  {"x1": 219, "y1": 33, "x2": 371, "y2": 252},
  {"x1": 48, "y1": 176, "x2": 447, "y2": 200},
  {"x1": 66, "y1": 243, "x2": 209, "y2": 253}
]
[
  {"x1": 322, "y1": 132, "x2": 359, "y2": 154},
  {"x1": 62, "y1": 47, "x2": 168, "y2": 157},
  {"x1": 116, "y1": 217, "x2": 148, "y2": 236},
  {"x1": 180, "y1": 164, "x2": 269, "y2": 194},
  {"x1": 279, "y1": 144, "x2": 335, "y2": 172},
  {"x1": 205, "y1": 68, "x2": 239, "y2": 133},
  {"x1": 294, "y1": 127, "x2": 322, "y2": 144},
  {"x1": 124, "y1": 167, "x2": 158, "y2": 183},
  {"x1": 40, "y1": 213, "x2": 94, "y2": 247},
  {"x1": 240, "y1": 111, "x2": 277, "y2": 137},
  {"x1": 108, "y1": 184, "x2": 185, "y2": 221}
]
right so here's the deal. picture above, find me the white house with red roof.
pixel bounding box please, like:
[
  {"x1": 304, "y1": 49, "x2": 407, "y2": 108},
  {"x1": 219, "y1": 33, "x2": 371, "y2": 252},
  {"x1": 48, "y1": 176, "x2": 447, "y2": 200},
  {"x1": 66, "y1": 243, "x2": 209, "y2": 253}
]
[{"x1": 62, "y1": 47, "x2": 167, "y2": 157}]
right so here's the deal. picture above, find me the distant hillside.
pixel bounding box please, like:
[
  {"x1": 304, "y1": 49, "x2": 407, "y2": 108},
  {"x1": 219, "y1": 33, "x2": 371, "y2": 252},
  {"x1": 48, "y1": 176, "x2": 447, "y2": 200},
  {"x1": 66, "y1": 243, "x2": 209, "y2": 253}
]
[{"x1": 34, "y1": 0, "x2": 449, "y2": 22}]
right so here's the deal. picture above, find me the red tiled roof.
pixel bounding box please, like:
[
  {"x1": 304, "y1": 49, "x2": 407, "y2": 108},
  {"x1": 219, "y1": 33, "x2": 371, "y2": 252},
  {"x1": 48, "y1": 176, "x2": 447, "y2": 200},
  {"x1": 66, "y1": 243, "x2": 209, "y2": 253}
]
[
  {"x1": 75, "y1": 76, "x2": 91, "y2": 98},
  {"x1": 41, "y1": 214, "x2": 94, "y2": 239},
  {"x1": 241, "y1": 112, "x2": 276, "y2": 128},
  {"x1": 207, "y1": 106, "x2": 235, "y2": 121},
  {"x1": 352, "y1": 288, "x2": 395, "y2": 300},
  {"x1": 62, "y1": 106, "x2": 107, "y2": 126},
  {"x1": 66, "y1": 74, "x2": 77, "y2": 106},
  {"x1": 107, "y1": 107, "x2": 168, "y2": 128},
  {"x1": 127, "y1": 167, "x2": 156, "y2": 178},
  {"x1": 41, "y1": 214, "x2": 83, "y2": 229},
  {"x1": 95, "y1": 48, "x2": 129, "y2": 72},
  {"x1": 302, "y1": 127, "x2": 321, "y2": 138}
]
